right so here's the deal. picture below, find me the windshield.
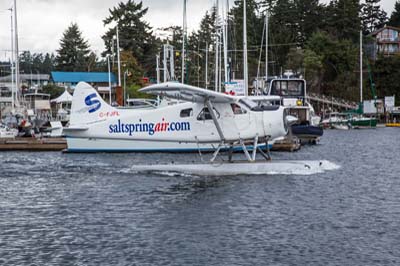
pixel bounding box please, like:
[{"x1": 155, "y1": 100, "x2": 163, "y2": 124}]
[{"x1": 270, "y1": 80, "x2": 305, "y2": 97}]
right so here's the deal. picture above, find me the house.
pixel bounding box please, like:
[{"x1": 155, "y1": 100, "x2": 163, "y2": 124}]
[
  {"x1": 370, "y1": 25, "x2": 400, "y2": 58},
  {"x1": 51, "y1": 71, "x2": 118, "y2": 100}
]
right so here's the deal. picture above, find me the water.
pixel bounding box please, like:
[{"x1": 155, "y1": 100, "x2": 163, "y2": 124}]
[{"x1": 1, "y1": 128, "x2": 400, "y2": 265}]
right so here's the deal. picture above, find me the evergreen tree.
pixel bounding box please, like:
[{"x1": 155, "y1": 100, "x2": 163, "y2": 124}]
[
  {"x1": 361, "y1": 0, "x2": 388, "y2": 34},
  {"x1": 295, "y1": 0, "x2": 325, "y2": 47},
  {"x1": 325, "y1": 0, "x2": 361, "y2": 41},
  {"x1": 41, "y1": 53, "x2": 56, "y2": 73},
  {"x1": 192, "y1": 7, "x2": 217, "y2": 88},
  {"x1": 55, "y1": 23, "x2": 91, "y2": 71},
  {"x1": 102, "y1": 0, "x2": 160, "y2": 77},
  {"x1": 230, "y1": 0, "x2": 263, "y2": 79},
  {"x1": 388, "y1": 0, "x2": 400, "y2": 27},
  {"x1": 373, "y1": 55, "x2": 400, "y2": 104}
]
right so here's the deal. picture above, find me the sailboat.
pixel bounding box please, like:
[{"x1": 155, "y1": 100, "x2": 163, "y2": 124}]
[{"x1": 349, "y1": 31, "x2": 377, "y2": 129}]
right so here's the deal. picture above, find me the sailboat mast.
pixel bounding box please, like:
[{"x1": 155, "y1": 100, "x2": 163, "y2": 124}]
[
  {"x1": 205, "y1": 42, "x2": 208, "y2": 89},
  {"x1": 265, "y1": 11, "x2": 269, "y2": 79},
  {"x1": 9, "y1": 7, "x2": 14, "y2": 109},
  {"x1": 360, "y1": 30, "x2": 363, "y2": 103},
  {"x1": 243, "y1": 0, "x2": 248, "y2": 96},
  {"x1": 214, "y1": 0, "x2": 219, "y2": 92},
  {"x1": 14, "y1": 0, "x2": 19, "y2": 103},
  {"x1": 182, "y1": 0, "x2": 187, "y2": 84},
  {"x1": 223, "y1": 0, "x2": 229, "y2": 84}
]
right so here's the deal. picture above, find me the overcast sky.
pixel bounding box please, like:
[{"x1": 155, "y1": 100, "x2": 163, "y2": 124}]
[{"x1": 0, "y1": 0, "x2": 397, "y2": 61}]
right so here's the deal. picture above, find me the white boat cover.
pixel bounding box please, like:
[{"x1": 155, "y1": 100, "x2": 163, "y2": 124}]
[{"x1": 51, "y1": 90, "x2": 73, "y2": 103}]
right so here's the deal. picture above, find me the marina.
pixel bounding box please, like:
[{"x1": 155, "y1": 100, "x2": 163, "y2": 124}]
[
  {"x1": 1, "y1": 128, "x2": 399, "y2": 265},
  {"x1": 1, "y1": 0, "x2": 399, "y2": 265}
]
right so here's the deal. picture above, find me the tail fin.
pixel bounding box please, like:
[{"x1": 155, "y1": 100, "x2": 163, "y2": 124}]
[{"x1": 70, "y1": 82, "x2": 117, "y2": 125}]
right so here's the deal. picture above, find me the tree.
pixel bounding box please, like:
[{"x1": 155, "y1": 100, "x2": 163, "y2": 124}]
[
  {"x1": 102, "y1": 0, "x2": 160, "y2": 77},
  {"x1": 361, "y1": 0, "x2": 388, "y2": 34},
  {"x1": 388, "y1": 0, "x2": 400, "y2": 27},
  {"x1": 373, "y1": 55, "x2": 400, "y2": 104},
  {"x1": 230, "y1": 0, "x2": 264, "y2": 78},
  {"x1": 55, "y1": 23, "x2": 91, "y2": 71},
  {"x1": 324, "y1": 0, "x2": 361, "y2": 41},
  {"x1": 304, "y1": 31, "x2": 359, "y2": 98}
]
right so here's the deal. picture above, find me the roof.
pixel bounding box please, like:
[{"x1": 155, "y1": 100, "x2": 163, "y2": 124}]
[
  {"x1": 370, "y1": 25, "x2": 400, "y2": 36},
  {"x1": 51, "y1": 71, "x2": 117, "y2": 83},
  {"x1": 0, "y1": 74, "x2": 50, "y2": 82}
]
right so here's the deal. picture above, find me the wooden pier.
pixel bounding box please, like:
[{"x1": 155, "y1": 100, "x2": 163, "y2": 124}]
[{"x1": 0, "y1": 137, "x2": 67, "y2": 151}]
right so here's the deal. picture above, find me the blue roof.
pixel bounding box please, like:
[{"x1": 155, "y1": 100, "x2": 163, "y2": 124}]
[{"x1": 51, "y1": 71, "x2": 117, "y2": 83}]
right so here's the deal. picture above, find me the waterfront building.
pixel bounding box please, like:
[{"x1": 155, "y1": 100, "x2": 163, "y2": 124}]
[
  {"x1": 370, "y1": 25, "x2": 400, "y2": 59},
  {"x1": 50, "y1": 71, "x2": 117, "y2": 101}
]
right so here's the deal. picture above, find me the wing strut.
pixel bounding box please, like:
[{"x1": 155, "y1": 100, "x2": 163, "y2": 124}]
[{"x1": 205, "y1": 99, "x2": 225, "y2": 142}]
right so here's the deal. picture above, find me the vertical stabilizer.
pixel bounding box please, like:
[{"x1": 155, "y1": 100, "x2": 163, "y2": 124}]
[{"x1": 70, "y1": 82, "x2": 117, "y2": 125}]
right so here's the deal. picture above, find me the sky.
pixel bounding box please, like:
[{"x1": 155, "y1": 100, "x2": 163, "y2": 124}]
[{"x1": 0, "y1": 0, "x2": 397, "y2": 61}]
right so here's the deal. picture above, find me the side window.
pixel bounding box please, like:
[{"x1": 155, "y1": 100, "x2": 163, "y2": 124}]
[
  {"x1": 180, "y1": 108, "x2": 193, "y2": 118},
  {"x1": 197, "y1": 107, "x2": 220, "y2": 120},
  {"x1": 231, "y1": 104, "x2": 247, "y2": 115}
]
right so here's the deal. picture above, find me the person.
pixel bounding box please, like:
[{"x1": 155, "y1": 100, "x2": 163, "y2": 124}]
[{"x1": 30, "y1": 128, "x2": 35, "y2": 138}]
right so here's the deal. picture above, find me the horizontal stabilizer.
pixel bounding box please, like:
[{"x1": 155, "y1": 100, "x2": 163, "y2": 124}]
[{"x1": 63, "y1": 126, "x2": 89, "y2": 132}]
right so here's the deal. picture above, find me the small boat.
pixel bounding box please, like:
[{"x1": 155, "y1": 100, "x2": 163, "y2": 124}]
[
  {"x1": 259, "y1": 75, "x2": 323, "y2": 144},
  {"x1": 350, "y1": 115, "x2": 377, "y2": 128},
  {"x1": 0, "y1": 123, "x2": 18, "y2": 138},
  {"x1": 321, "y1": 112, "x2": 350, "y2": 129},
  {"x1": 291, "y1": 124, "x2": 324, "y2": 143}
]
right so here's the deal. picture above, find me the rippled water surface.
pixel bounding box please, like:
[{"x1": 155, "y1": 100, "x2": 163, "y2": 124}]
[{"x1": 1, "y1": 128, "x2": 400, "y2": 265}]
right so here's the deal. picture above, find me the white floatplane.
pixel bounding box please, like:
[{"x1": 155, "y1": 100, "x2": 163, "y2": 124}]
[
  {"x1": 64, "y1": 82, "x2": 339, "y2": 175},
  {"x1": 64, "y1": 82, "x2": 288, "y2": 152}
]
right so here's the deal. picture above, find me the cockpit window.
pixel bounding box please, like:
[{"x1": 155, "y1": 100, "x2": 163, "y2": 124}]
[
  {"x1": 180, "y1": 108, "x2": 193, "y2": 117},
  {"x1": 197, "y1": 107, "x2": 220, "y2": 120},
  {"x1": 231, "y1": 104, "x2": 247, "y2": 115}
]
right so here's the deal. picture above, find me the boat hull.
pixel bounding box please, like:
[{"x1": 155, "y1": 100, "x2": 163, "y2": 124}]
[
  {"x1": 350, "y1": 118, "x2": 377, "y2": 128},
  {"x1": 291, "y1": 125, "x2": 323, "y2": 144}
]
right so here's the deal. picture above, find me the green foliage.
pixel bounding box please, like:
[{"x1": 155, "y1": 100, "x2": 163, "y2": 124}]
[
  {"x1": 41, "y1": 84, "x2": 65, "y2": 99},
  {"x1": 18, "y1": 51, "x2": 56, "y2": 74},
  {"x1": 388, "y1": 1, "x2": 400, "y2": 27},
  {"x1": 361, "y1": 0, "x2": 388, "y2": 34},
  {"x1": 324, "y1": 0, "x2": 361, "y2": 41},
  {"x1": 373, "y1": 55, "x2": 400, "y2": 105},
  {"x1": 304, "y1": 31, "x2": 359, "y2": 96},
  {"x1": 102, "y1": 0, "x2": 160, "y2": 77},
  {"x1": 55, "y1": 23, "x2": 91, "y2": 71}
]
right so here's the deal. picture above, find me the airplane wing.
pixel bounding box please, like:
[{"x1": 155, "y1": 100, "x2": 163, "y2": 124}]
[{"x1": 139, "y1": 82, "x2": 237, "y2": 103}]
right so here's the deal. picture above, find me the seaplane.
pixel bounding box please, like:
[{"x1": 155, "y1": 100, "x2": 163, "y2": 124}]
[
  {"x1": 63, "y1": 81, "x2": 339, "y2": 176},
  {"x1": 64, "y1": 81, "x2": 288, "y2": 153}
]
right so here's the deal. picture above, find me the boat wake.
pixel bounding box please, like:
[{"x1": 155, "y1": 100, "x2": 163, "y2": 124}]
[{"x1": 131, "y1": 160, "x2": 340, "y2": 177}]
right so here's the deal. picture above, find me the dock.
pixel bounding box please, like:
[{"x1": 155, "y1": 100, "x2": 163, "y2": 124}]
[
  {"x1": 0, "y1": 137, "x2": 67, "y2": 151},
  {"x1": 271, "y1": 136, "x2": 301, "y2": 152}
]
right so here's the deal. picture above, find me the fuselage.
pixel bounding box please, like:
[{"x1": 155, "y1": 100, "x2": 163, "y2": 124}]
[{"x1": 67, "y1": 101, "x2": 287, "y2": 144}]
